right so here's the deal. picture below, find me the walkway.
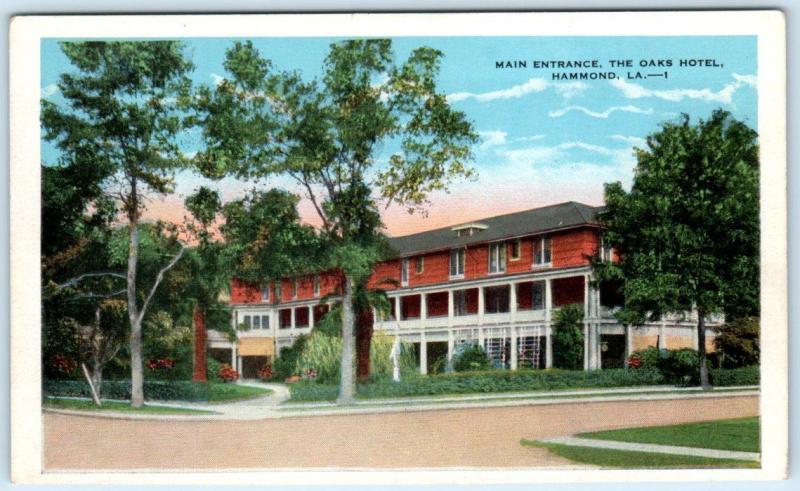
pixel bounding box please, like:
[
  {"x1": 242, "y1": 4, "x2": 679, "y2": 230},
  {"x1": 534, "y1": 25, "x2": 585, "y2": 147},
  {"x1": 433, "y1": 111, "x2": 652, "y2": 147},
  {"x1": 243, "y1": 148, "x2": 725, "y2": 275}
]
[
  {"x1": 43, "y1": 393, "x2": 758, "y2": 470},
  {"x1": 541, "y1": 436, "x2": 760, "y2": 461}
]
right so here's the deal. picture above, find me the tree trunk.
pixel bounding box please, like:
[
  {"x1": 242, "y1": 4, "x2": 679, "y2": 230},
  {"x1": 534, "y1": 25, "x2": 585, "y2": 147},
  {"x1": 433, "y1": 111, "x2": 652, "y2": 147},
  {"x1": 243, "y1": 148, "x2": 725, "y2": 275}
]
[
  {"x1": 193, "y1": 304, "x2": 208, "y2": 382},
  {"x1": 337, "y1": 275, "x2": 356, "y2": 404},
  {"x1": 91, "y1": 359, "x2": 104, "y2": 396},
  {"x1": 697, "y1": 308, "x2": 711, "y2": 389},
  {"x1": 356, "y1": 307, "x2": 374, "y2": 382},
  {"x1": 127, "y1": 200, "x2": 144, "y2": 407}
]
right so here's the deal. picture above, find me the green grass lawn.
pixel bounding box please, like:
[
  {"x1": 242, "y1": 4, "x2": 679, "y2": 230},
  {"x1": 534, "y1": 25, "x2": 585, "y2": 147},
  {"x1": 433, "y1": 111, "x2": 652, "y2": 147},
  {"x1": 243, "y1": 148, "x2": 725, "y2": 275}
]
[
  {"x1": 206, "y1": 383, "x2": 272, "y2": 402},
  {"x1": 578, "y1": 417, "x2": 760, "y2": 452},
  {"x1": 521, "y1": 440, "x2": 760, "y2": 469},
  {"x1": 44, "y1": 397, "x2": 215, "y2": 414}
]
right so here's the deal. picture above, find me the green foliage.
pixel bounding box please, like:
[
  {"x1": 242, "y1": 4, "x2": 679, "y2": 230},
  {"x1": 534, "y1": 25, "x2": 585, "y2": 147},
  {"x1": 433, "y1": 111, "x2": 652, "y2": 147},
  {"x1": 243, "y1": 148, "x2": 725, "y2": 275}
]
[
  {"x1": 272, "y1": 335, "x2": 309, "y2": 380},
  {"x1": 288, "y1": 368, "x2": 666, "y2": 402},
  {"x1": 368, "y1": 333, "x2": 417, "y2": 378},
  {"x1": 452, "y1": 344, "x2": 491, "y2": 372},
  {"x1": 710, "y1": 365, "x2": 760, "y2": 386},
  {"x1": 552, "y1": 304, "x2": 585, "y2": 370},
  {"x1": 657, "y1": 348, "x2": 701, "y2": 386},
  {"x1": 629, "y1": 346, "x2": 663, "y2": 369},
  {"x1": 206, "y1": 358, "x2": 222, "y2": 383},
  {"x1": 44, "y1": 379, "x2": 211, "y2": 401},
  {"x1": 714, "y1": 317, "x2": 760, "y2": 368},
  {"x1": 597, "y1": 110, "x2": 759, "y2": 324}
]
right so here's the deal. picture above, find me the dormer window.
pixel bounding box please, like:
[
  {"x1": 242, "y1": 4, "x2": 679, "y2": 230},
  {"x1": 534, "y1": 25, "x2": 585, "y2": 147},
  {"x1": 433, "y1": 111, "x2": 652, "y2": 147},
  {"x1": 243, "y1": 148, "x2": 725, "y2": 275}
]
[
  {"x1": 451, "y1": 222, "x2": 488, "y2": 238},
  {"x1": 401, "y1": 258, "x2": 409, "y2": 286}
]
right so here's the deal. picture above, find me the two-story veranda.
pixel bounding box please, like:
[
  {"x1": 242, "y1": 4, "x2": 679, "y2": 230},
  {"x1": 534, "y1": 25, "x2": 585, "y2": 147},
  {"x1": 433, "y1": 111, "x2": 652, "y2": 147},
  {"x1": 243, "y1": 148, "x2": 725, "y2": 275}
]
[{"x1": 212, "y1": 202, "x2": 718, "y2": 378}]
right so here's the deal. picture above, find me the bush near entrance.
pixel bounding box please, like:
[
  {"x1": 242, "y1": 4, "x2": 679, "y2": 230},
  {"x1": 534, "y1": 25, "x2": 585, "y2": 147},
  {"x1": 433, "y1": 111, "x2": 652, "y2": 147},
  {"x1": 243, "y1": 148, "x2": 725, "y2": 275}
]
[{"x1": 552, "y1": 304, "x2": 585, "y2": 370}]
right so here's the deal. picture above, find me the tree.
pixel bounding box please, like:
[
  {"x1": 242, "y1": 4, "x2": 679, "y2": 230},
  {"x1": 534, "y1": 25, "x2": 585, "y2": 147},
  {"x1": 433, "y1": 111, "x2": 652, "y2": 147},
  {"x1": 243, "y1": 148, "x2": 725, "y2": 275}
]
[
  {"x1": 42, "y1": 41, "x2": 195, "y2": 406},
  {"x1": 552, "y1": 304, "x2": 584, "y2": 370},
  {"x1": 194, "y1": 40, "x2": 477, "y2": 403},
  {"x1": 595, "y1": 109, "x2": 759, "y2": 388}
]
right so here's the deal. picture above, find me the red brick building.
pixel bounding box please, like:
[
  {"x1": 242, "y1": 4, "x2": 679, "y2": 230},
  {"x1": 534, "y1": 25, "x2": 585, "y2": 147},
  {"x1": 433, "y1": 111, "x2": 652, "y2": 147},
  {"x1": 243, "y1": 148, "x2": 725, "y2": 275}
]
[{"x1": 210, "y1": 201, "x2": 717, "y2": 378}]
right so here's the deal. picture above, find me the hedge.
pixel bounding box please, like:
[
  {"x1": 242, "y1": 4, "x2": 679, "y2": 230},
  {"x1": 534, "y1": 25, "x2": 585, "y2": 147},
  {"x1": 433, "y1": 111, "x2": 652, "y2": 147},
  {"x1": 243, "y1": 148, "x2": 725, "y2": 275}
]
[
  {"x1": 710, "y1": 365, "x2": 760, "y2": 386},
  {"x1": 289, "y1": 367, "x2": 665, "y2": 402},
  {"x1": 43, "y1": 380, "x2": 213, "y2": 401}
]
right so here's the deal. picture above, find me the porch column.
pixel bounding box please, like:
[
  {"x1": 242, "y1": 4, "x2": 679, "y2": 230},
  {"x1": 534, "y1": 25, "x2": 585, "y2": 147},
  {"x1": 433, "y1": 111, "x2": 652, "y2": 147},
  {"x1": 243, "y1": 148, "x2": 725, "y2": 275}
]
[
  {"x1": 290, "y1": 308, "x2": 296, "y2": 329},
  {"x1": 394, "y1": 296, "x2": 401, "y2": 323},
  {"x1": 420, "y1": 293, "x2": 427, "y2": 329},
  {"x1": 478, "y1": 286, "x2": 485, "y2": 325},
  {"x1": 545, "y1": 278, "x2": 553, "y2": 368},
  {"x1": 510, "y1": 326, "x2": 518, "y2": 370},
  {"x1": 583, "y1": 321, "x2": 590, "y2": 370},
  {"x1": 447, "y1": 330, "x2": 455, "y2": 369},
  {"x1": 231, "y1": 343, "x2": 237, "y2": 367},
  {"x1": 309, "y1": 306, "x2": 315, "y2": 329},
  {"x1": 419, "y1": 331, "x2": 428, "y2": 375},
  {"x1": 583, "y1": 274, "x2": 590, "y2": 318},
  {"x1": 658, "y1": 321, "x2": 667, "y2": 349},
  {"x1": 509, "y1": 283, "x2": 517, "y2": 323},
  {"x1": 692, "y1": 322, "x2": 700, "y2": 350},
  {"x1": 447, "y1": 290, "x2": 454, "y2": 327},
  {"x1": 625, "y1": 324, "x2": 633, "y2": 363}
]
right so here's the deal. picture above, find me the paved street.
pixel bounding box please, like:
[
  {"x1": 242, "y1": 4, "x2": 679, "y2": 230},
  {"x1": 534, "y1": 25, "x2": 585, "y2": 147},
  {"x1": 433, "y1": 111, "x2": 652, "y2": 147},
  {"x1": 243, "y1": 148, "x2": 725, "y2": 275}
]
[{"x1": 44, "y1": 394, "x2": 758, "y2": 470}]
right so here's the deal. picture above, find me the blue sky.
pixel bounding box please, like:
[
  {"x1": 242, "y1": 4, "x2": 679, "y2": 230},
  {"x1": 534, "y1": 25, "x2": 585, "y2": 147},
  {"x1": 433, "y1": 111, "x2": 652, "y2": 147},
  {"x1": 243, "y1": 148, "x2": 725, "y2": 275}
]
[{"x1": 41, "y1": 36, "x2": 757, "y2": 235}]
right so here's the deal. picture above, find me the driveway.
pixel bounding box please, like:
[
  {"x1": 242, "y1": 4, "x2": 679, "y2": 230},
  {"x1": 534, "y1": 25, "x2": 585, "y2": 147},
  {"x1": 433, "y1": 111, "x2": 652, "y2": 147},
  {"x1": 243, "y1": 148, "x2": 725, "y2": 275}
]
[{"x1": 43, "y1": 394, "x2": 758, "y2": 470}]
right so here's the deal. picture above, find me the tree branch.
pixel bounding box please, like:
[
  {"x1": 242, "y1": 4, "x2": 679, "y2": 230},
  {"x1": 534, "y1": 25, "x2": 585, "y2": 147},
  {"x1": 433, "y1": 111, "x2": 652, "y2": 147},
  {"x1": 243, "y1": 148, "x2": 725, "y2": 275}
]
[
  {"x1": 136, "y1": 245, "x2": 187, "y2": 324},
  {"x1": 57, "y1": 272, "x2": 127, "y2": 290}
]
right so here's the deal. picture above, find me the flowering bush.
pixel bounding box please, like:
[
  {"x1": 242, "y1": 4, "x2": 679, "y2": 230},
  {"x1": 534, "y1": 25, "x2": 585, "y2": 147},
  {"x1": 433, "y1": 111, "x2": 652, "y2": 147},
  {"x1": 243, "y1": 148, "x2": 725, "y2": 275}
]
[
  {"x1": 146, "y1": 358, "x2": 176, "y2": 370},
  {"x1": 302, "y1": 368, "x2": 318, "y2": 380},
  {"x1": 626, "y1": 354, "x2": 643, "y2": 369},
  {"x1": 258, "y1": 364, "x2": 273, "y2": 380},
  {"x1": 218, "y1": 363, "x2": 239, "y2": 383},
  {"x1": 50, "y1": 354, "x2": 77, "y2": 375}
]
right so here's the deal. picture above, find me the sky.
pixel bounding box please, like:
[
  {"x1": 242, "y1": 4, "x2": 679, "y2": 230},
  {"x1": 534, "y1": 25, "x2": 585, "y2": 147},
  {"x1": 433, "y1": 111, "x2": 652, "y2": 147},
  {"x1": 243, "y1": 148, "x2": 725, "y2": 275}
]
[{"x1": 40, "y1": 36, "x2": 757, "y2": 237}]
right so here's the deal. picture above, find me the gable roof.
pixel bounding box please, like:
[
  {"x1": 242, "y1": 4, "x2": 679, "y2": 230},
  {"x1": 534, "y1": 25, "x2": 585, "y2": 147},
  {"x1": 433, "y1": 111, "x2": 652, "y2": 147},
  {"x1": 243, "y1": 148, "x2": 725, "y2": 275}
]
[{"x1": 386, "y1": 201, "x2": 601, "y2": 256}]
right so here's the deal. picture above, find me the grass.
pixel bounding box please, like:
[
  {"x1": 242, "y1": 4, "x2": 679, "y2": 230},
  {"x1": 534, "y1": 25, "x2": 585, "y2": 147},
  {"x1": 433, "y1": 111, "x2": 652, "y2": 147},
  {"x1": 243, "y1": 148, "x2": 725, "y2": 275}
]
[
  {"x1": 578, "y1": 417, "x2": 760, "y2": 452},
  {"x1": 521, "y1": 440, "x2": 759, "y2": 469},
  {"x1": 207, "y1": 384, "x2": 272, "y2": 403},
  {"x1": 44, "y1": 397, "x2": 215, "y2": 414}
]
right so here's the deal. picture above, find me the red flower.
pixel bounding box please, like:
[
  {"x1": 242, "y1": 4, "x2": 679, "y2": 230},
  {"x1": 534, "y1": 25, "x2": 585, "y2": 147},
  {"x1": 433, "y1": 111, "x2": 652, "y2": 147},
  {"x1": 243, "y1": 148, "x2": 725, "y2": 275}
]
[
  {"x1": 627, "y1": 355, "x2": 643, "y2": 369},
  {"x1": 218, "y1": 363, "x2": 239, "y2": 382}
]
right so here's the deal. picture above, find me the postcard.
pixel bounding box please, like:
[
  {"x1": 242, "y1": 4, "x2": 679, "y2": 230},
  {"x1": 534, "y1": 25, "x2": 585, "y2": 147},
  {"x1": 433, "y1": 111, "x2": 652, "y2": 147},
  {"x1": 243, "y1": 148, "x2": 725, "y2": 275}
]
[{"x1": 9, "y1": 11, "x2": 787, "y2": 485}]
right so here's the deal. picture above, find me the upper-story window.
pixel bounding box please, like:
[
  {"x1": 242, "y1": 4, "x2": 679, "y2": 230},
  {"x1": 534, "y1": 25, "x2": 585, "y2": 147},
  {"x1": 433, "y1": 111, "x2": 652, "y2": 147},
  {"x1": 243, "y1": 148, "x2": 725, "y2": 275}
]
[
  {"x1": 510, "y1": 239, "x2": 521, "y2": 261},
  {"x1": 489, "y1": 242, "x2": 507, "y2": 274},
  {"x1": 450, "y1": 248, "x2": 465, "y2": 278},
  {"x1": 274, "y1": 283, "x2": 282, "y2": 303},
  {"x1": 313, "y1": 275, "x2": 321, "y2": 297},
  {"x1": 291, "y1": 278, "x2": 298, "y2": 299},
  {"x1": 401, "y1": 258, "x2": 409, "y2": 286},
  {"x1": 600, "y1": 237, "x2": 614, "y2": 262},
  {"x1": 533, "y1": 236, "x2": 552, "y2": 267},
  {"x1": 415, "y1": 257, "x2": 424, "y2": 274},
  {"x1": 260, "y1": 285, "x2": 270, "y2": 302}
]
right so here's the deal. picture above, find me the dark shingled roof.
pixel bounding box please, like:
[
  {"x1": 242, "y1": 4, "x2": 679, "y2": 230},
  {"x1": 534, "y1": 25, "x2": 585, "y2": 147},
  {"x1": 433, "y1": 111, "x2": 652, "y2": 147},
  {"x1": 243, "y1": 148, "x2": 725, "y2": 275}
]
[{"x1": 386, "y1": 201, "x2": 602, "y2": 256}]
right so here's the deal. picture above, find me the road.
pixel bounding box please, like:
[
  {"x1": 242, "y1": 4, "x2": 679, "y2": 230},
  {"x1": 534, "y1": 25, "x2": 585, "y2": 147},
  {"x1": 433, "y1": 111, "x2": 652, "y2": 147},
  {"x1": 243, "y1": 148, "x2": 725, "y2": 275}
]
[{"x1": 44, "y1": 394, "x2": 758, "y2": 470}]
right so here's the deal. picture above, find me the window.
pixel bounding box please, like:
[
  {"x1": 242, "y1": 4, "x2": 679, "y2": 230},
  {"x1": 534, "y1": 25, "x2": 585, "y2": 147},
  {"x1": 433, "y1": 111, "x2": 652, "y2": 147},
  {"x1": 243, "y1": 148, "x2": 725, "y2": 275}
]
[
  {"x1": 488, "y1": 243, "x2": 507, "y2": 273},
  {"x1": 532, "y1": 281, "x2": 545, "y2": 310},
  {"x1": 450, "y1": 248, "x2": 465, "y2": 278},
  {"x1": 533, "y1": 236, "x2": 552, "y2": 266},
  {"x1": 415, "y1": 257, "x2": 424, "y2": 274},
  {"x1": 600, "y1": 237, "x2": 613, "y2": 262},
  {"x1": 260, "y1": 285, "x2": 270, "y2": 302},
  {"x1": 261, "y1": 315, "x2": 270, "y2": 330},
  {"x1": 313, "y1": 275, "x2": 321, "y2": 297},
  {"x1": 252, "y1": 315, "x2": 261, "y2": 329},
  {"x1": 401, "y1": 258, "x2": 409, "y2": 286},
  {"x1": 510, "y1": 239, "x2": 521, "y2": 261},
  {"x1": 291, "y1": 278, "x2": 298, "y2": 299},
  {"x1": 274, "y1": 283, "x2": 282, "y2": 303},
  {"x1": 242, "y1": 315, "x2": 252, "y2": 329},
  {"x1": 453, "y1": 290, "x2": 467, "y2": 316}
]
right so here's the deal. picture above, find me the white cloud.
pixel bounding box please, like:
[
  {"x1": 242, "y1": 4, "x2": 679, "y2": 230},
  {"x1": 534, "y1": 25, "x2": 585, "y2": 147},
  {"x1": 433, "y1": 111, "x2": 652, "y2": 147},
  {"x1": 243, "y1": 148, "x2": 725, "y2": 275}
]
[
  {"x1": 548, "y1": 105, "x2": 653, "y2": 119},
  {"x1": 609, "y1": 134, "x2": 646, "y2": 147},
  {"x1": 210, "y1": 73, "x2": 225, "y2": 86},
  {"x1": 514, "y1": 134, "x2": 546, "y2": 142},
  {"x1": 41, "y1": 83, "x2": 59, "y2": 97},
  {"x1": 610, "y1": 72, "x2": 757, "y2": 104},
  {"x1": 447, "y1": 78, "x2": 588, "y2": 103},
  {"x1": 499, "y1": 140, "x2": 636, "y2": 168},
  {"x1": 478, "y1": 130, "x2": 508, "y2": 149}
]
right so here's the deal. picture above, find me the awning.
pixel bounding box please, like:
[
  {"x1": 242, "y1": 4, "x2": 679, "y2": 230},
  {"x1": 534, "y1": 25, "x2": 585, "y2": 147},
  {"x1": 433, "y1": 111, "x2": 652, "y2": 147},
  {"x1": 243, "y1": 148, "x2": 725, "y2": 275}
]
[{"x1": 237, "y1": 337, "x2": 276, "y2": 357}]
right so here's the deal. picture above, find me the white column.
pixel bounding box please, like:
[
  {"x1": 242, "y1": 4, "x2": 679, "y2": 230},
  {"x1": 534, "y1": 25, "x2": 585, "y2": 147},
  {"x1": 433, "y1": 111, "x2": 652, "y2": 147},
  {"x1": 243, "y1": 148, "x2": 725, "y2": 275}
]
[
  {"x1": 290, "y1": 308, "x2": 296, "y2": 329},
  {"x1": 478, "y1": 286, "x2": 485, "y2": 325},
  {"x1": 692, "y1": 323, "x2": 700, "y2": 350},
  {"x1": 447, "y1": 330, "x2": 455, "y2": 362},
  {"x1": 509, "y1": 283, "x2": 517, "y2": 323},
  {"x1": 447, "y1": 290, "x2": 454, "y2": 327},
  {"x1": 309, "y1": 306, "x2": 315, "y2": 329},
  {"x1": 658, "y1": 321, "x2": 667, "y2": 349},
  {"x1": 545, "y1": 327, "x2": 554, "y2": 369},
  {"x1": 510, "y1": 326, "x2": 518, "y2": 370},
  {"x1": 394, "y1": 296, "x2": 401, "y2": 322},
  {"x1": 231, "y1": 343, "x2": 237, "y2": 367},
  {"x1": 625, "y1": 324, "x2": 633, "y2": 362},
  {"x1": 583, "y1": 274, "x2": 590, "y2": 318},
  {"x1": 419, "y1": 331, "x2": 428, "y2": 375},
  {"x1": 478, "y1": 326, "x2": 485, "y2": 348},
  {"x1": 420, "y1": 293, "x2": 427, "y2": 329},
  {"x1": 583, "y1": 321, "x2": 589, "y2": 370},
  {"x1": 545, "y1": 278, "x2": 553, "y2": 369}
]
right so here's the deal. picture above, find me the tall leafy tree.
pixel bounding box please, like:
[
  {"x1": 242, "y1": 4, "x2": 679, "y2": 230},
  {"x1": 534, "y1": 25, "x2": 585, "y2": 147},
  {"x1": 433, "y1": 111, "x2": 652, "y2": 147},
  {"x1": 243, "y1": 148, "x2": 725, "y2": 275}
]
[
  {"x1": 195, "y1": 40, "x2": 478, "y2": 402},
  {"x1": 42, "y1": 41, "x2": 195, "y2": 406},
  {"x1": 595, "y1": 109, "x2": 759, "y2": 388}
]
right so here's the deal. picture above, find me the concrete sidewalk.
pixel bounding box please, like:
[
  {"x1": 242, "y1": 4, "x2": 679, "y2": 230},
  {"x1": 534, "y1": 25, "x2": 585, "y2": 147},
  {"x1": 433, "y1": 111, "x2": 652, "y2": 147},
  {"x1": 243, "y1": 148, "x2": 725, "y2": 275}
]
[{"x1": 541, "y1": 436, "x2": 760, "y2": 461}]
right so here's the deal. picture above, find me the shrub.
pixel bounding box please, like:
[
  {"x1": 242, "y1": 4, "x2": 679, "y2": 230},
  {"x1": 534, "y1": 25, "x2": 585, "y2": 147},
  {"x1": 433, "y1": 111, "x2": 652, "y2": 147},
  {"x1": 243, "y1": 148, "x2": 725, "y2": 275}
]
[
  {"x1": 43, "y1": 379, "x2": 212, "y2": 401},
  {"x1": 218, "y1": 363, "x2": 239, "y2": 383},
  {"x1": 657, "y1": 348, "x2": 700, "y2": 386},
  {"x1": 296, "y1": 333, "x2": 342, "y2": 383},
  {"x1": 273, "y1": 334, "x2": 308, "y2": 381},
  {"x1": 710, "y1": 365, "x2": 760, "y2": 386},
  {"x1": 628, "y1": 346, "x2": 663, "y2": 369},
  {"x1": 368, "y1": 333, "x2": 417, "y2": 379},
  {"x1": 207, "y1": 358, "x2": 223, "y2": 383},
  {"x1": 552, "y1": 304, "x2": 584, "y2": 370},
  {"x1": 714, "y1": 317, "x2": 760, "y2": 368},
  {"x1": 258, "y1": 364, "x2": 273, "y2": 380},
  {"x1": 452, "y1": 344, "x2": 491, "y2": 372}
]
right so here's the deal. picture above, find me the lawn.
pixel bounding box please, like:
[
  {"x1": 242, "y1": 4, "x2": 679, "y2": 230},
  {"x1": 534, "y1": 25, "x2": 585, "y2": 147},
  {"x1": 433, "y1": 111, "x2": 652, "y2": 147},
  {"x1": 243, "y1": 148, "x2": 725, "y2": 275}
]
[
  {"x1": 207, "y1": 384, "x2": 272, "y2": 403},
  {"x1": 44, "y1": 397, "x2": 215, "y2": 415},
  {"x1": 521, "y1": 440, "x2": 760, "y2": 469},
  {"x1": 578, "y1": 417, "x2": 760, "y2": 452}
]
